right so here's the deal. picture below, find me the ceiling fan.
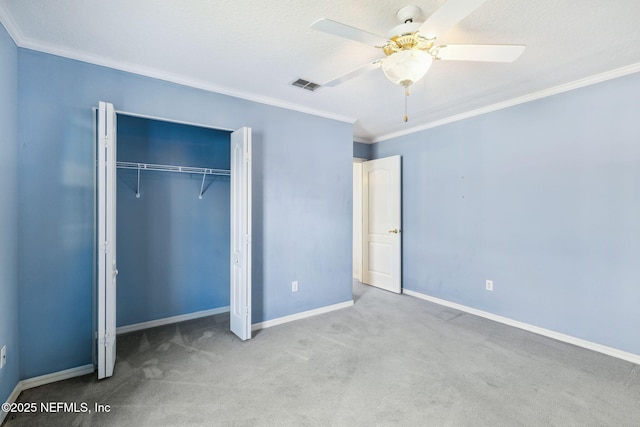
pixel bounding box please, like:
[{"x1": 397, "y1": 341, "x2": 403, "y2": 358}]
[{"x1": 311, "y1": 0, "x2": 526, "y2": 121}]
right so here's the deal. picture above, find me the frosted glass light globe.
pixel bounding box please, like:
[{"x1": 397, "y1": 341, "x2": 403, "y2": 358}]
[{"x1": 381, "y1": 49, "x2": 433, "y2": 87}]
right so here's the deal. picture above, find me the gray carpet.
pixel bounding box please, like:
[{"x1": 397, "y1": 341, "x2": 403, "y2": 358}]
[{"x1": 4, "y1": 281, "x2": 640, "y2": 426}]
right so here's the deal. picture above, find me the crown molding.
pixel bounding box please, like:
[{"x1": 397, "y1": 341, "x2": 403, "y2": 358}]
[
  {"x1": 373, "y1": 62, "x2": 640, "y2": 143},
  {"x1": 352, "y1": 136, "x2": 372, "y2": 144},
  {"x1": 0, "y1": 2, "x2": 23, "y2": 45},
  {"x1": 3, "y1": 7, "x2": 639, "y2": 143},
  {"x1": 0, "y1": 9, "x2": 356, "y2": 126},
  {"x1": 29, "y1": 39, "x2": 357, "y2": 124}
]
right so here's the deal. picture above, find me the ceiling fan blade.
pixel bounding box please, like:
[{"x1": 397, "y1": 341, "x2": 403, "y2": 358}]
[
  {"x1": 419, "y1": 0, "x2": 488, "y2": 39},
  {"x1": 322, "y1": 60, "x2": 382, "y2": 87},
  {"x1": 436, "y1": 44, "x2": 526, "y2": 62},
  {"x1": 311, "y1": 18, "x2": 388, "y2": 47}
]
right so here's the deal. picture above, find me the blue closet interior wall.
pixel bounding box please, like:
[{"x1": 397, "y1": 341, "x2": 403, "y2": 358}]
[{"x1": 116, "y1": 115, "x2": 231, "y2": 327}]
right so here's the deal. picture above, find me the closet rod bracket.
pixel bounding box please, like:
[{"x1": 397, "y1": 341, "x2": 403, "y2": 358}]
[
  {"x1": 136, "y1": 164, "x2": 141, "y2": 198},
  {"x1": 199, "y1": 172, "x2": 206, "y2": 200}
]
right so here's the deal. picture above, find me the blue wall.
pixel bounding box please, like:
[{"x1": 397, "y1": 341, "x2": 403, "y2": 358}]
[
  {"x1": 17, "y1": 49, "x2": 353, "y2": 378},
  {"x1": 116, "y1": 115, "x2": 231, "y2": 327},
  {"x1": 0, "y1": 23, "x2": 19, "y2": 407},
  {"x1": 353, "y1": 141, "x2": 372, "y2": 159},
  {"x1": 372, "y1": 72, "x2": 640, "y2": 355}
]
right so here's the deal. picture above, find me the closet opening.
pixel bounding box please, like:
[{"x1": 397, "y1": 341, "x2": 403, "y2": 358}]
[
  {"x1": 95, "y1": 102, "x2": 252, "y2": 379},
  {"x1": 115, "y1": 114, "x2": 232, "y2": 334}
]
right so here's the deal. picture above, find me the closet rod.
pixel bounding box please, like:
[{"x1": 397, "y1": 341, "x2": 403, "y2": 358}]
[{"x1": 116, "y1": 161, "x2": 230, "y2": 176}]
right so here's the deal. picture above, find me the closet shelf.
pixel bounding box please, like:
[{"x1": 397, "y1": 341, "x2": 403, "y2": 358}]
[
  {"x1": 116, "y1": 161, "x2": 229, "y2": 176},
  {"x1": 116, "y1": 161, "x2": 229, "y2": 199}
]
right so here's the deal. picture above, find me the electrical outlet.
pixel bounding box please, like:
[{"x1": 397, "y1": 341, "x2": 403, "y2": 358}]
[
  {"x1": 486, "y1": 280, "x2": 494, "y2": 291},
  {"x1": 292, "y1": 280, "x2": 299, "y2": 292},
  {"x1": 1, "y1": 345, "x2": 6, "y2": 369}
]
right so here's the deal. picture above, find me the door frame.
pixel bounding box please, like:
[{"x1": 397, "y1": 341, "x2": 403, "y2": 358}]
[
  {"x1": 352, "y1": 159, "x2": 365, "y2": 282},
  {"x1": 360, "y1": 155, "x2": 402, "y2": 293},
  {"x1": 94, "y1": 106, "x2": 253, "y2": 378}
]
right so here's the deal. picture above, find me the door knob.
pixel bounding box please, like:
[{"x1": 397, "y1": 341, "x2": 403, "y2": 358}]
[{"x1": 388, "y1": 229, "x2": 399, "y2": 234}]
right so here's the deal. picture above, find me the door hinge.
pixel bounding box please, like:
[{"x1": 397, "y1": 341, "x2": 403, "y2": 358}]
[{"x1": 99, "y1": 333, "x2": 113, "y2": 347}]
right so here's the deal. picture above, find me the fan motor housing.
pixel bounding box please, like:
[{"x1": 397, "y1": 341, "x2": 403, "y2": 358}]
[
  {"x1": 396, "y1": 5, "x2": 422, "y2": 23},
  {"x1": 385, "y1": 21, "x2": 421, "y2": 40}
]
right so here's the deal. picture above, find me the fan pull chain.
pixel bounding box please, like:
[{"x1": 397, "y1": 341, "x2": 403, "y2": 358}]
[{"x1": 404, "y1": 87, "x2": 410, "y2": 122}]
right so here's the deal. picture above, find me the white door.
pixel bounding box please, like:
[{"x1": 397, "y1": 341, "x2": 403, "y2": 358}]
[
  {"x1": 230, "y1": 127, "x2": 252, "y2": 340},
  {"x1": 97, "y1": 101, "x2": 117, "y2": 379},
  {"x1": 353, "y1": 161, "x2": 363, "y2": 281},
  {"x1": 362, "y1": 155, "x2": 401, "y2": 293}
]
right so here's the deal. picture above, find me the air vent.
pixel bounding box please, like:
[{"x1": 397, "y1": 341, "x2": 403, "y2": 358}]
[{"x1": 292, "y1": 78, "x2": 320, "y2": 92}]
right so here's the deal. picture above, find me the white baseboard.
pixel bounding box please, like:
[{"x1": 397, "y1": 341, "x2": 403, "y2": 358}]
[
  {"x1": 1, "y1": 364, "x2": 94, "y2": 424},
  {"x1": 116, "y1": 306, "x2": 230, "y2": 335},
  {"x1": 19, "y1": 364, "x2": 95, "y2": 391},
  {"x1": 403, "y1": 288, "x2": 640, "y2": 366},
  {"x1": 252, "y1": 300, "x2": 354, "y2": 332},
  {"x1": 1, "y1": 383, "x2": 22, "y2": 425}
]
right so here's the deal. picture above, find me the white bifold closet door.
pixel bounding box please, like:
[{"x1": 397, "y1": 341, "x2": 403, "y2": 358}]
[
  {"x1": 97, "y1": 101, "x2": 117, "y2": 379},
  {"x1": 230, "y1": 127, "x2": 252, "y2": 341}
]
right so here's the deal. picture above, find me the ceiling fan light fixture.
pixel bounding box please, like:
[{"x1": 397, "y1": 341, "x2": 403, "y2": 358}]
[{"x1": 381, "y1": 48, "x2": 432, "y2": 87}]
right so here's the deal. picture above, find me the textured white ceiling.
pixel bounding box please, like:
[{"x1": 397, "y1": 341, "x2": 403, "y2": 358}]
[{"x1": 2, "y1": 0, "x2": 640, "y2": 142}]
